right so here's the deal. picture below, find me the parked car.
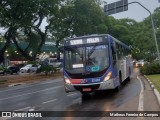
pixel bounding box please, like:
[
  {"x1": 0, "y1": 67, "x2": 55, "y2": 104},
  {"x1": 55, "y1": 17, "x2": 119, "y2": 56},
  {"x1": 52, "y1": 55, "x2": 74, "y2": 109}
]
[
  {"x1": 7, "y1": 66, "x2": 19, "y2": 75},
  {"x1": 20, "y1": 64, "x2": 38, "y2": 73},
  {"x1": 135, "y1": 60, "x2": 144, "y2": 67},
  {"x1": 47, "y1": 58, "x2": 62, "y2": 67}
]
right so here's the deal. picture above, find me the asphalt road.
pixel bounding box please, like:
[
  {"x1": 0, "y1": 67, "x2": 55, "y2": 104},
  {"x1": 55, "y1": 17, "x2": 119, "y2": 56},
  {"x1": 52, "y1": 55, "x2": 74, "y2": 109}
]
[{"x1": 0, "y1": 68, "x2": 160, "y2": 120}]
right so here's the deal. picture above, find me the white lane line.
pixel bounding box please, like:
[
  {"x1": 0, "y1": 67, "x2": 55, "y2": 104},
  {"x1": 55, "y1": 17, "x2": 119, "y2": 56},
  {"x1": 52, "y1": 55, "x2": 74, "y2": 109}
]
[
  {"x1": 137, "y1": 76, "x2": 144, "y2": 111},
  {"x1": 67, "y1": 93, "x2": 77, "y2": 97},
  {"x1": 15, "y1": 106, "x2": 31, "y2": 111},
  {"x1": 0, "y1": 85, "x2": 63, "y2": 101},
  {"x1": 0, "y1": 117, "x2": 11, "y2": 120},
  {"x1": 0, "y1": 79, "x2": 63, "y2": 93},
  {"x1": 42, "y1": 99, "x2": 57, "y2": 104},
  {"x1": 29, "y1": 108, "x2": 35, "y2": 111}
]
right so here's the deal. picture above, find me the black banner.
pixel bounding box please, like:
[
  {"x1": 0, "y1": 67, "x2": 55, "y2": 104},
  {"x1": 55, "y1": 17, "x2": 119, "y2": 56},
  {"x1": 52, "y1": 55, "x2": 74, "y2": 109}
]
[{"x1": 0, "y1": 111, "x2": 160, "y2": 117}]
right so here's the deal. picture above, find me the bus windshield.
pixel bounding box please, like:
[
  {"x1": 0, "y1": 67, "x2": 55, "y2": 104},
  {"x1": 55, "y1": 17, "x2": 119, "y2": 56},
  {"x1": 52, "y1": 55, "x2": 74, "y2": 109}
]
[{"x1": 64, "y1": 44, "x2": 109, "y2": 73}]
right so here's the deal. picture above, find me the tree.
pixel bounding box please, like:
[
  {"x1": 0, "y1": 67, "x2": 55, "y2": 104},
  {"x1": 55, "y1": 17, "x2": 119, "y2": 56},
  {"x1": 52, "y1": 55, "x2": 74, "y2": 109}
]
[
  {"x1": 49, "y1": 0, "x2": 105, "y2": 59},
  {"x1": 0, "y1": 0, "x2": 60, "y2": 63}
]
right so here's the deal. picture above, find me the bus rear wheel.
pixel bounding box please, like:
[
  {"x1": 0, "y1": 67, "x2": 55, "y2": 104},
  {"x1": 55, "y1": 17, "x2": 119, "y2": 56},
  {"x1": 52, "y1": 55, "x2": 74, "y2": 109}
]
[{"x1": 127, "y1": 67, "x2": 131, "y2": 81}]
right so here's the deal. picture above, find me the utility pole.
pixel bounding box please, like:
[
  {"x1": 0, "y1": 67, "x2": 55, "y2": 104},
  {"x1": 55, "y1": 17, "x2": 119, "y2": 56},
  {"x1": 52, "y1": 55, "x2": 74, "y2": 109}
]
[
  {"x1": 129, "y1": 2, "x2": 160, "y2": 64},
  {"x1": 104, "y1": 0, "x2": 160, "y2": 64}
]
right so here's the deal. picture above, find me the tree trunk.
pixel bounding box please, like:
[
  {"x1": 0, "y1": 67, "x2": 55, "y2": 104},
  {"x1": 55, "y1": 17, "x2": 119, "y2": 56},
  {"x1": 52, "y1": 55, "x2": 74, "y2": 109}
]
[
  {"x1": 0, "y1": 42, "x2": 10, "y2": 64},
  {"x1": 12, "y1": 36, "x2": 35, "y2": 61},
  {"x1": 0, "y1": 28, "x2": 12, "y2": 64},
  {"x1": 56, "y1": 40, "x2": 60, "y2": 60}
]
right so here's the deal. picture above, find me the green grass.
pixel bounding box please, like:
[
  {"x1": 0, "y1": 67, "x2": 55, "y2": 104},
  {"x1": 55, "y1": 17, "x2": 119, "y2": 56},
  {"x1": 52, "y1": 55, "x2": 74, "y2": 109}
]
[
  {"x1": 147, "y1": 74, "x2": 160, "y2": 93},
  {"x1": 0, "y1": 79, "x2": 7, "y2": 84}
]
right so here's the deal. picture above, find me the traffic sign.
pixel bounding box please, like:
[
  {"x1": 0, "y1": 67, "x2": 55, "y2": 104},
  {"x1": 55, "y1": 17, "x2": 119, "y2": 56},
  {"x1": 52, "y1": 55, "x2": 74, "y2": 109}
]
[{"x1": 104, "y1": 0, "x2": 128, "y2": 15}]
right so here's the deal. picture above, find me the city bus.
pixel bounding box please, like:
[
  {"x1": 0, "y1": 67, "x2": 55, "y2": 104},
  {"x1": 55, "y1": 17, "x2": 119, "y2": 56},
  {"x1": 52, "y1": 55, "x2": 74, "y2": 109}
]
[{"x1": 63, "y1": 34, "x2": 132, "y2": 96}]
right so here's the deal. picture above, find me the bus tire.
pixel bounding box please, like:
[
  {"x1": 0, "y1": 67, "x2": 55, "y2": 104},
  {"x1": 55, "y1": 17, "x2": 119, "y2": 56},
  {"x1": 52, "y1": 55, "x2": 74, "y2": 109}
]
[
  {"x1": 128, "y1": 67, "x2": 131, "y2": 81},
  {"x1": 127, "y1": 76, "x2": 130, "y2": 81},
  {"x1": 119, "y1": 71, "x2": 122, "y2": 83},
  {"x1": 114, "y1": 71, "x2": 122, "y2": 92},
  {"x1": 114, "y1": 86, "x2": 120, "y2": 92}
]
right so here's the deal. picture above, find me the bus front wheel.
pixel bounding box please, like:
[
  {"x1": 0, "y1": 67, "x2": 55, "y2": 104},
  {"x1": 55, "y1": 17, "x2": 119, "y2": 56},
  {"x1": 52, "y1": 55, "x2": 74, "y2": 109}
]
[{"x1": 114, "y1": 72, "x2": 122, "y2": 92}]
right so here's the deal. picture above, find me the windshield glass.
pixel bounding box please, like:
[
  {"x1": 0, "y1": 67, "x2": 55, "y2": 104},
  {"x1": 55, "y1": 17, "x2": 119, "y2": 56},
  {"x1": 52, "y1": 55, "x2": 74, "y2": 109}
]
[{"x1": 64, "y1": 44, "x2": 109, "y2": 72}]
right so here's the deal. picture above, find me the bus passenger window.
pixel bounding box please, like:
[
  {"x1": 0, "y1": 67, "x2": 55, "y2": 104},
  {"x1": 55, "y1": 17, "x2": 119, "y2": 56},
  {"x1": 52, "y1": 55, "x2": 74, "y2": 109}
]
[{"x1": 112, "y1": 46, "x2": 116, "y2": 65}]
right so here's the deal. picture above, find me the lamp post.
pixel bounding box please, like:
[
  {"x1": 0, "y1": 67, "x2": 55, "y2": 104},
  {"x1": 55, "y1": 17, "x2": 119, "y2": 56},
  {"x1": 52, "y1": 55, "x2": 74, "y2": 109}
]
[
  {"x1": 128, "y1": 1, "x2": 160, "y2": 64},
  {"x1": 104, "y1": 1, "x2": 160, "y2": 64}
]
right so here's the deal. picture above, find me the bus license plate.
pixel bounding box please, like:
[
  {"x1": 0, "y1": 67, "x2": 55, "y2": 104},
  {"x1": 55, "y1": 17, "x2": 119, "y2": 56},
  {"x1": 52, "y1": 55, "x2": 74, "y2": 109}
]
[{"x1": 83, "y1": 88, "x2": 91, "y2": 91}]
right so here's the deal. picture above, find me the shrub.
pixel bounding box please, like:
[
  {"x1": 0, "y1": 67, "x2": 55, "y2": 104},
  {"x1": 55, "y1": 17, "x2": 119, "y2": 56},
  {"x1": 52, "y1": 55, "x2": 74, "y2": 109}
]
[
  {"x1": 36, "y1": 65, "x2": 56, "y2": 76},
  {"x1": 27, "y1": 61, "x2": 37, "y2": 65},
  {"x1": 140, "y1": 62, "x2": 160, "y2": 75},
  {"x1": 0, "y1": 66, "x2": 6, "y2": 71}
]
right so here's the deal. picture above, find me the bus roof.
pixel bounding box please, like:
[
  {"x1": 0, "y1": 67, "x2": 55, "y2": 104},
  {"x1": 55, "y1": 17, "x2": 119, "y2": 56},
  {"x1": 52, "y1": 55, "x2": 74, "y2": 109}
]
[
  {"x1": 64, "y1": 34, "x2": 130, "y2": 50},
  {"x1": 108, "y1": 34, "x2": 130, "y2": 50},
  {"x1": 66, "y1": 34, "x2": 108, "y2": 40}
]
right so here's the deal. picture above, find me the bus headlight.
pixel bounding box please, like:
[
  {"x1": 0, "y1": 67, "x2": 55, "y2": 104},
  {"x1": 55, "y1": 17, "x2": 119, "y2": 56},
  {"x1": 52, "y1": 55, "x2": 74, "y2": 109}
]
[
  {"x1": 64, "y1": 76, "x2": 71, "y2": 84},
  {"x1": 104, "y1": 72, "x2": 112, "y2": 81}
]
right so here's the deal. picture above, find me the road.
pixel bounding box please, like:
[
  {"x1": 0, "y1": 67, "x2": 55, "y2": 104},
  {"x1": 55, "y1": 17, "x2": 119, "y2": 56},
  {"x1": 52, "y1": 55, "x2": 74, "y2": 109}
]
[{"x1": 0, "y1": 68, "x2": 160, "y2": 120}]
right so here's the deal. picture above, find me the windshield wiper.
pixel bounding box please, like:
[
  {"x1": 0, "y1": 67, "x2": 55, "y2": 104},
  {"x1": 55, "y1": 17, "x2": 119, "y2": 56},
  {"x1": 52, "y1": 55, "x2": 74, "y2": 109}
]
[
  {"x1": 87, "y1": 44, "x2": 97, "y2": 58},
  {"x1": 86, "y1": 44, "x2": 97, "y2": 66}
]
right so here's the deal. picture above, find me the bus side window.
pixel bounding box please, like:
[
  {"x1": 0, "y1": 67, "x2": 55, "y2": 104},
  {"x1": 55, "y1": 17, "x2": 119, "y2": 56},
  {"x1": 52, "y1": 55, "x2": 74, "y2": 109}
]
[
  {"x1": 112, "y1": 46, "x2": 116, "y2": 65},
  {"x1": 117, "y1": 44, "x2": 121, "y2": 59}
]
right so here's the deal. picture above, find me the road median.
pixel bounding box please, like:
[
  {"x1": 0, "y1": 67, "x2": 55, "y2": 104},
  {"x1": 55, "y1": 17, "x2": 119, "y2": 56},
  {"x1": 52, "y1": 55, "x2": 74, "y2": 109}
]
[{"x1": 0, "y1": 72, "x2": 62, "y2": 86}]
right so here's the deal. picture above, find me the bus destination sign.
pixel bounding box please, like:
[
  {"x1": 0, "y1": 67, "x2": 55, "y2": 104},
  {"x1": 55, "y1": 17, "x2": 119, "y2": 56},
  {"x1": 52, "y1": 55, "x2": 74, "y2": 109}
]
[{"x1": 66, "y1": 37, "x2": 104, "y2": 46}]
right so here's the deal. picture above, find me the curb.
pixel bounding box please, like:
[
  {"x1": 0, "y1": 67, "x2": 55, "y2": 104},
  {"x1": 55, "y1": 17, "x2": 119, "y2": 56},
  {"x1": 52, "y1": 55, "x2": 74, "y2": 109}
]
[{"x1": 144, "y1": 75, "x2": 160, "y2": 106}]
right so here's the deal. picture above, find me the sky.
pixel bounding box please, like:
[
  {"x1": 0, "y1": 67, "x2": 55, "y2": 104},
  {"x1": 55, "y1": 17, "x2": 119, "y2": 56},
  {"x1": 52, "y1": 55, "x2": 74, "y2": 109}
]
[
  {"x1": 104, "y1": 0, "x2": 160, "y2": 21},
  {"x1": 0, "y1": 0, "x2": 159, "y2": 34}
]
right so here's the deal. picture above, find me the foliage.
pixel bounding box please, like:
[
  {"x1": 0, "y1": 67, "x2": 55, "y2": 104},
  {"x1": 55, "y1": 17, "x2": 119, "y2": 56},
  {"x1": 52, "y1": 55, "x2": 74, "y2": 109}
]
[
  {"x1": 140, "y1": 62, "x2": 160, "y2": 75},
  {"x1": 27, "y1": 61, "x2": 37, "y2": 65},
  {"x1": 0, "y1": 0, "x2": 60, "y2": 62},
  {"x1": 36, "y1": 65, "x2": 56, "y2": 76},
  {"x1": 0, "y1": 66, "x2": 6, "y2": 71},
  {"x1": 0, "y1": 0, "x2": 160, "y2": 63}
]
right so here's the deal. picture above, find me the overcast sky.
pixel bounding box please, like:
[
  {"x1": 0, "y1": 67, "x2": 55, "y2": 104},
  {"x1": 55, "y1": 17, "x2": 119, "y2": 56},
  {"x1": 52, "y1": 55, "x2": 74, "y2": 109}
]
[
  {"x1": 0, "y1": 0, "x2": 159, "y2": 34},
  {"x1": 104, "y1": 0, "x2": 160, "y2": 21}
]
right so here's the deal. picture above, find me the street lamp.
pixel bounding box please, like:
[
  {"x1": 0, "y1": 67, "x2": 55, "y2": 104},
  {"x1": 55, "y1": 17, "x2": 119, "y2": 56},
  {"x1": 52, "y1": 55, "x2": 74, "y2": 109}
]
[
  {"x1": 104, "y1": 0, "x2": 160, "y2": 64},
  {"x1": 128, "y1": 1, "x2": 160, "y2": 64}
]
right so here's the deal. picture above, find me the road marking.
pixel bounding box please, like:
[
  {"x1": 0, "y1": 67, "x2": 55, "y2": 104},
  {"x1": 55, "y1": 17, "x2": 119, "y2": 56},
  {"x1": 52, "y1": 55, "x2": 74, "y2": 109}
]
[
  {"x1": 67, "y1": 93, "x2": 77, "y2": 97},
  {"x1": 137, "y1": 76, "x2": 144, "y2": 111},
  {"x1": 15, "y1": 106, "x2": 31, "y2": 111},
  {"x1": 0, "y1": 85, "x2": 63, "y2": 101},
  {"x1": 29, "y1": 108, "x2": 35, "y2": 111},
  {"x1": 42, "y1": 99, "x2": 57, "y2": 104},
  {"x1": 0, "y1": 79, "x2": 63, "y2": 93},
  {"x1": 0, "y1": 117, "x2": 11, "y2": 120}
]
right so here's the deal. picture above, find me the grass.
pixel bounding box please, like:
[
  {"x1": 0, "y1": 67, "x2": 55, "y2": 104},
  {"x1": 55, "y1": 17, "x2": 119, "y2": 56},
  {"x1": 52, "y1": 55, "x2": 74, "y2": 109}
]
[
  {"x1": 0, "y1": 79, "x2": 7, "y2": 84},
  {"x1": 147, "y1": 74, "x2": 160, "y2": 93}
]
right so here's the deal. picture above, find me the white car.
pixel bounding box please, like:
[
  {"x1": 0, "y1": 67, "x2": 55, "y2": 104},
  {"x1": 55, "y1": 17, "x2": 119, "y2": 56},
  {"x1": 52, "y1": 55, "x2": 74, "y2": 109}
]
[
  {"x1": 20, "y1": 64, "x2": 38, "y2": 73},
  {"x1": 135, "y1": 60, "x2": 144, "y2": 67},
  {"x1": 49, "y1": 58, "x2": 62, "y2": 67}
]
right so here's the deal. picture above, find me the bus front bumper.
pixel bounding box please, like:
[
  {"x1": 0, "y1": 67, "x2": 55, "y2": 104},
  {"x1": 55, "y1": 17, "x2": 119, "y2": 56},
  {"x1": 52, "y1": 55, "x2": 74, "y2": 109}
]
[{"x1": 65, "y1": 79, "x2": 115, "y2": 92}]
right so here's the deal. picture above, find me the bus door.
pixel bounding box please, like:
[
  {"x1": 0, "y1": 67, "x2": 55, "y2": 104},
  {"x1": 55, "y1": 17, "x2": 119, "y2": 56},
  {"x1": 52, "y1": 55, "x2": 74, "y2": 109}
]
[
  {"x1": 123, "y1": 58, "x2": 127, "y2": 80},
  {"x1": 111, "y1": 42, "x2": 118, "y2": 86}
]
